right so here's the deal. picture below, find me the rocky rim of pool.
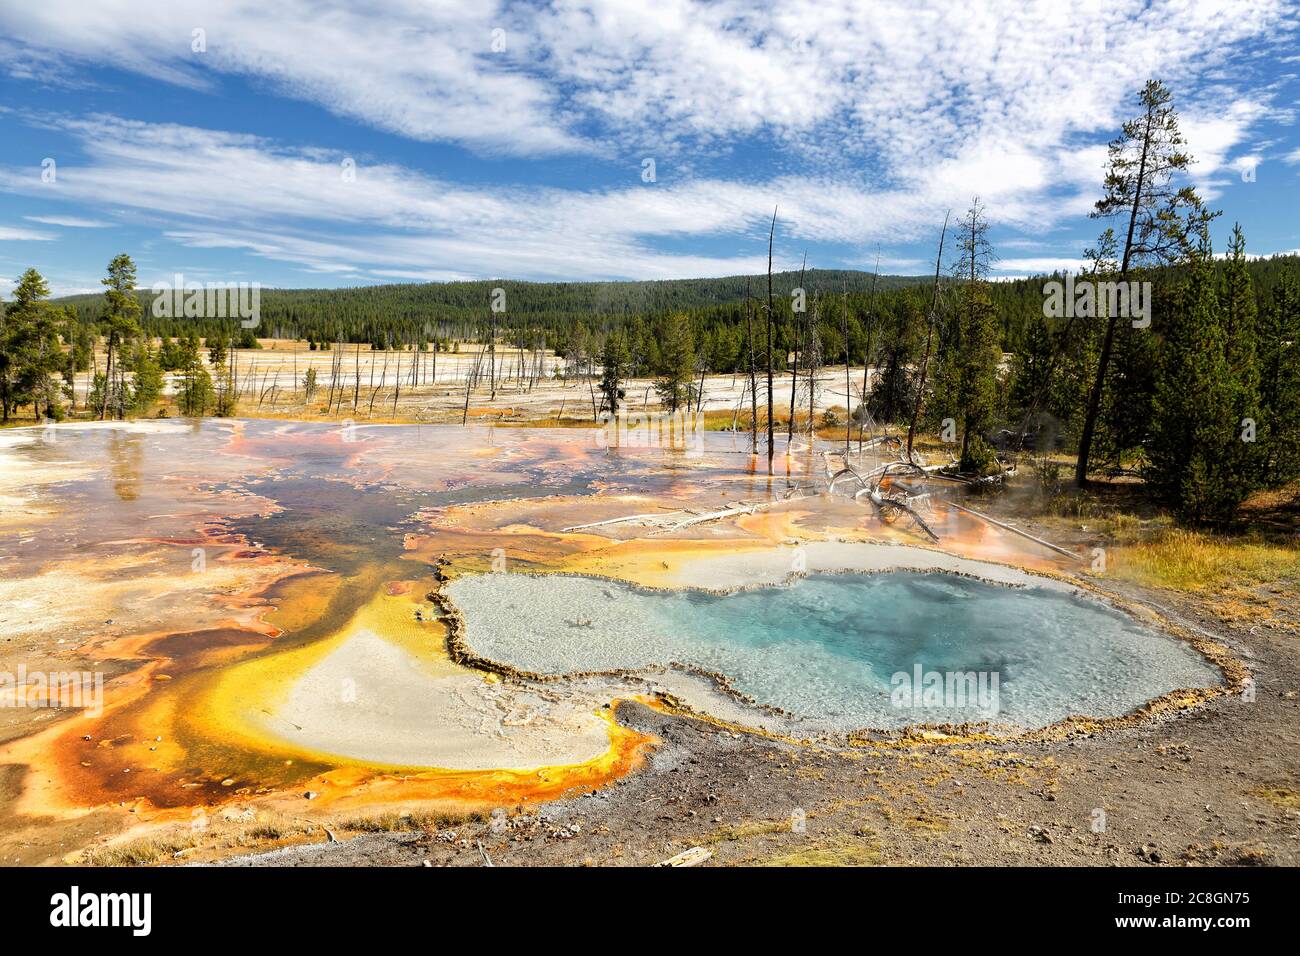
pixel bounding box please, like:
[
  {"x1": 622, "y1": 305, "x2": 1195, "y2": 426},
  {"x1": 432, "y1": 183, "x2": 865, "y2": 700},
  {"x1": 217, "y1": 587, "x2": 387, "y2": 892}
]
[{"x1": 437, "y1": 549, "x2": 1239, "y2": 738}]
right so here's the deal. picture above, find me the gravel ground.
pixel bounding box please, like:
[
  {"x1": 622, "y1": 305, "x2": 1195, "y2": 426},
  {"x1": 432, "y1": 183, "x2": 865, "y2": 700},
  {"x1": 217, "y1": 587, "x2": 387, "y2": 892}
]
[{"x1": 221, "y1": 578, "x2": 1300, "y2": 868}]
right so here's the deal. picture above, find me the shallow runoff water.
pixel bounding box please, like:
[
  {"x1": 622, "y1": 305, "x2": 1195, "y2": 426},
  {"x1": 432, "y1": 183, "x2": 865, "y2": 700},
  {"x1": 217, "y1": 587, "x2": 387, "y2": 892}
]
[{"x1": 447, "y1": 571, "x2": 1222, "y2": 731}]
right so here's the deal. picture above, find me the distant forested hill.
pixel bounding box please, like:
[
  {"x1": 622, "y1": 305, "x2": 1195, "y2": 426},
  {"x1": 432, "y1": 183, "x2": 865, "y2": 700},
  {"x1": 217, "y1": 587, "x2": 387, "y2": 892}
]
[
  {"x1": 44, "y1": 254, "x2": 1300, "y2": 372},
  {"x1": 52, "y1": 268, "x2": 929, "y2": 342}
]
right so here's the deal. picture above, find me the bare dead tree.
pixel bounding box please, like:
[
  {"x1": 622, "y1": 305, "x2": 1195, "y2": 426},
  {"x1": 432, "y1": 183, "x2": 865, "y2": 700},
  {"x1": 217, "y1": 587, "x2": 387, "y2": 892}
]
[
  {"x1": 842, "y1": 283, "x2": 852, "y2": 456},
  {"x1": 787, "y1": 252, "x2": 807, "y2": 448},
  {"x1": 374, "y1": 349, "x2": 390, "y2": 416},
  {"x1": 862, "y1": 249, "x2": 880, "y2": 407},
  {"x1": 353, "y1": 342, "x2": 361, "y2": 411},
  {"x1": 765, "y1": 206, "x2": 777, "y2": 476},
  {"x1": 806, "y1": 298, "x2": 821, "y2": 435},
  {"x1": 745, "y1": 280, "x2": 758, "y2": 456},
  {"x1": 325, "y1": 343, "x2": 340, "y2": 413},
  {"x1": 462, "y1": 326, "x2": 486, "y2": 425},
  {"x1": 907, "y1": 211, "x2": 950, "y2": 461},
  {"x1": 488, "y1": 311, "x2": 497, "y2": 401},
  {"x1": 392, "y1": 347, "x2": 402, "y2": 416}
]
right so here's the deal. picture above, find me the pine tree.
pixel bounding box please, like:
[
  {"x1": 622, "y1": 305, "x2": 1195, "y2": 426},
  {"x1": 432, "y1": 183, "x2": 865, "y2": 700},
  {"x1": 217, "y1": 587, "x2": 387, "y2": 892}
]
[
  {"x1": 1010, "y1": 315, "x2": 1054, "y2": 420},
  {"x1": 935, "y1": 200, "x2": 1000, "y2": 471},
  {"x1": 1146, "y1": 241, "x2": 1251, "y2": 522},
  {"x1": 654, "y1": 314, "x2": 695, "y2": 413},
  {"x1": 1077, "y1": 79, "x2": 1218, "y2": 485},
  {"x1": 1258, "y1": 273, "x2": 1300, "y2": 486},
  {"x1": 598, "y1": 330, "x2": 630, "y2": 415},
  {"x1": 176, "y1": 335, "x2": 213, "y2": 417},
  {"x1": 0, "y1": 273, "x2": 33, "y2": 421},
  {"x1": 1097, "y1": 316, "x2": 1156, "y2": 471},
  {"x1": 868, "y1": 297, "x2": 922, "y2": 426},
  {"x1": 0, "y1": 269, "x2": 64, "y2": 422},
  {"x1": 208, "y1": 336, "x2": 228, "y2": 368},
  {"x1": 97, "y1": 254, "x2": 142, "y2": 420},
  {"x1": 158, "y1": 336, "x2": 183, "y2": 371},
  {"x1": 128, "y1": 343, "x2": 164, "y2": 415},
  {"x1": 955, "y1": 289, "x2": 1001, "y2": 471},
  {"x1": 1220, "y1": 223, "x2": 1261, "y2": 487}
]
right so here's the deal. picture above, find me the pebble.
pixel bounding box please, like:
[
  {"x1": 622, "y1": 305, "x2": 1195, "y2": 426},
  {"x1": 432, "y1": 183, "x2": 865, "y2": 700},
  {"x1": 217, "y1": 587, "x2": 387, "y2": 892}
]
[{"x1": 1136, "y1": 843, "x2": 1162, "y2": 863}]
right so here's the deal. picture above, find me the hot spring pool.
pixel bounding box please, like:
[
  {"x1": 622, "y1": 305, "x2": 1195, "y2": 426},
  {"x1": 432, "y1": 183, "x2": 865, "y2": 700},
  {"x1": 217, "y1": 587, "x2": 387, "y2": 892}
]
[{"x1": 445, "y1": 570, "x2": 1222, "y2": 731}]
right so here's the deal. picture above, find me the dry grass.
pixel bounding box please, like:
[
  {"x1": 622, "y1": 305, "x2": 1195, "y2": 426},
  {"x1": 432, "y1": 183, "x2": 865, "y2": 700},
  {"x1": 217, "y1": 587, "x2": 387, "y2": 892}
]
[
  {"x1": 80, "y1": 817, "x2": 317, "y2": 866},
  {"x1": 337, "y1": 808, "x2": 484, "y2": 833},
  {"x1": 755, "y1": 834, "x2": 883, "y2": 867},
  {"x1": 80, "y1": 806, "x2": 485, "y2": 866},
  {"x1": 1254, "y1": 786, "x2": 1300, "y2": 809},
  {"x1": 706, "y1": 818, "x2": 794, "y2": 844},
  {"x1": 1108, "y1": 528, "x2": 1300, "y2": 593},
  {"x1": 82, "y1": 834, "x2": 201, "y2": 867}
]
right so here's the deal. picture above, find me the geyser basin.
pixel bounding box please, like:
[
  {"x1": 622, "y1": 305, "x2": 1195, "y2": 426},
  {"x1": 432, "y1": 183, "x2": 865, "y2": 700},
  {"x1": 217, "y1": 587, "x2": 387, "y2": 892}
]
[{"x1": 446, "y1": 570, "x2": 1223, "y2": 731}]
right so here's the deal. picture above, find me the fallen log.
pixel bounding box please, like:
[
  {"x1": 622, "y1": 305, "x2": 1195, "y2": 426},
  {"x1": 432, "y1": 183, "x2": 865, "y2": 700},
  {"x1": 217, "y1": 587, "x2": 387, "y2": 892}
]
[
  {"x1": 945, "y1": 501, "x2": 1083, "y2": 561},
  {"x1": 867, "y1": 488, "x2": 940, "y2": 542},
  {"x1": 652, "y1": 501, "x2": 761, "y2": 533},
  {"x1": 560, "y1": 510, "x2": 688, "y2": 532},
  {"x1": 657, "y1": 846, "x2": 712, "y2": 867}
]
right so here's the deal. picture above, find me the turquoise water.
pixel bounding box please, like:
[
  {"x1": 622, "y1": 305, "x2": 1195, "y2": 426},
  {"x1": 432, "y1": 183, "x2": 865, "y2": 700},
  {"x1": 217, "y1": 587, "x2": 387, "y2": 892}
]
[{"x1": 446, "y1": 571, "x2": 1222, "y2": 730}]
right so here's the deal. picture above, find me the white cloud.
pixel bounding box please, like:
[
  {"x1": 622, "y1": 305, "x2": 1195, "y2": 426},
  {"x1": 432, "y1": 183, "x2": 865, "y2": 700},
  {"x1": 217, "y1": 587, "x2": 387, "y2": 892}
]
[
  {"x1": 1, "y1": 0, "x2": 1294, "y2": 166},
  {"x1": 0, "y1": 224, "x2": 56, "y2": 240},
  {"x1": 4, "y1": 99, "x2": 1295, "y2": 282},
  {"x1": 0, "y1": 1, "x2": 1295, "y2": 278},
  {"x1": 0, "y1": 114, "x2": 1134, "y2": 279},
  {"x1": 1181, "y1": 98, "x2": 1277, "y2": 197},
  {"x1": 996, "y1": 257, "x2": 1089, "y2": 275},
  {"x1": 854, "y1": 255, "x2": 925, "y2": 271},
  {"x1": 0, "y1": 115, "x2": 798, "y2": 279},
  {"x1": 23, "y1": 214, "x2": 111, "y2": 228},
  {"x1": 0, "y1": 1, "x2": 582, "y2": 157}
]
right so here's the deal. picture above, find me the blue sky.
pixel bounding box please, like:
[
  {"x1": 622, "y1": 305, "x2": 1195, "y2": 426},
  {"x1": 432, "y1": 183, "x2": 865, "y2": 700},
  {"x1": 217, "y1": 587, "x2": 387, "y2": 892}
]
[{"x1": 0, "y1": 0, "x2": 1298, "y2": 297}]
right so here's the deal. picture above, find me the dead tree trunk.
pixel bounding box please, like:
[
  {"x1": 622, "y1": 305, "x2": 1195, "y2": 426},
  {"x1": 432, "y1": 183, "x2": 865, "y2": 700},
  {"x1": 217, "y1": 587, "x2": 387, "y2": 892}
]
[
  {"x1": 862, "y1": 251, "x2": 879, "y2": 407},
  {"x1": 488, "y1": 314, "x2": 497, "y2": 402},
  {"x1": 807, "y1": 300, "x2": 819, "y2": 436},
  {"x1": 787, "y1": 253, "x2": 806, "y2": 448},
  {"x1": 906, "y1": 212, "x2": 950, "y2": 462},
  {"x1": 765, "y1": 207, "x2": 777, "y2": 476},
  {"x1": 842, "y1": 286, "x2": 852, "y2": 456},
  {"x1": 392, "y1": 348, "x2": 402, "y2": 416},
  {"x1": 462, "y1": 327, "x2": 485, "y2": 425},
  {"x1": 746, "y1": 284, "x2": 758, "y2": 456},
  {"x1": 353, "y1": 342, "x2": 361, "y2": 411}
]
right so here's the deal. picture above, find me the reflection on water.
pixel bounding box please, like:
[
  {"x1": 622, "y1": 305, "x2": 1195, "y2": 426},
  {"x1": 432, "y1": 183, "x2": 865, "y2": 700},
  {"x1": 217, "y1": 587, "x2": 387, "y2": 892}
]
[
  {"x1": 448, "y1": 571, "x2": 1224, "y2": 730},
  {"x1": 108, "y1": 429, "x2": 144, "y2": 501},
  {"x1": 0, "y1": 418, "x2": 775, "y2": 835},
  {"x1": 0, "y1": 417, "x2": 1125, "y2": 863}
]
